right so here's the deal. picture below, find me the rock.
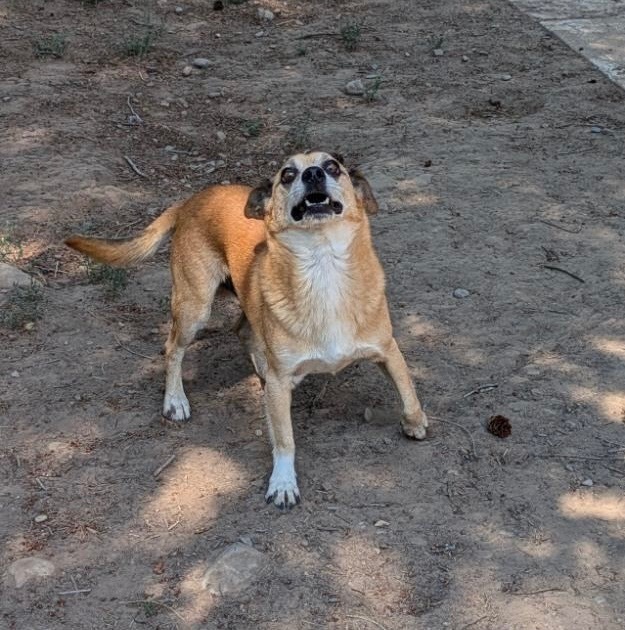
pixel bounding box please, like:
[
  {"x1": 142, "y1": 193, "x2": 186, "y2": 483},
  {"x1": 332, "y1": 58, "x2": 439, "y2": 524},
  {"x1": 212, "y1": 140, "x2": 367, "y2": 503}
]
[
  {"x1": 207, "y1": 91, "x2": 222, "y2": 99},
  {"x1": 34, "y1": 514, "x2": 48, "y2": 523},
  {"x1": 182, "y1": 65, "x2": 193, "y2": 77},
  {"x1": 193, "y1": 58, "x2": 210, "y2": 69},
  {"x1": 10, "y1": 371, "x2": 19, "y2": 378},
  {"x1": 255, "y1": 30, "x2": 265, "y2": 38},
  {"x1": 201, "y1": 543, "x2": 268, "y2": 596},
  {"x1": 500, "y1": 73, "x2": 512, "y2": 81},
  {"x1": 0, "y1": 263, "x2": 39, "y2": 290},
  {"x1": 453, "y1": 288, "x2": 470, "y2": 299},
  {"x1": 374, "y1": 520, "x2": 389, "y2": 527},
  {"x1": 7, "y1": 557, "x2": 55, "y2": 588},
  {"x1": 257, "y1": 7, "x2": 274, "y2": 20},
  {"x1": 175, "y1": 6, "x2": 183, "y2": 14},
  {"x1": 216, "y1": 130, "x2": 226, "y2": 142},
  {"x1": 433, "y1": 48, "x2": 444, "y2": 57},
  {"x1": 581, "y1": 478, "x2": 594, "y2": 487},
  {"x1": 462, "y1": 55, "x2": 469, "y2": 62},
  {"x1": 344, "y1": 79, "x2": 365, "y2": 96},
  {"x1": 590, "y1": 126, "x2": 603, "y2": 134}
]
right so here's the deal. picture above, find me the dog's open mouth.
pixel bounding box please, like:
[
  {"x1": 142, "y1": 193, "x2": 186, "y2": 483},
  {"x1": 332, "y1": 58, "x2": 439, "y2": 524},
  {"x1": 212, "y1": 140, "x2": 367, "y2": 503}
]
[{"x1": 291, "y1": 193, "x2": 343, "y2": 222}]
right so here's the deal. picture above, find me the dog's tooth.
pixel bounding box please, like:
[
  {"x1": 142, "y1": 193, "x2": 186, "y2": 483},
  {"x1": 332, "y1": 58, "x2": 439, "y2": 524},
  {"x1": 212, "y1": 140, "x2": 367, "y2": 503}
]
[{"x1": 304, "y1": 199, "x2": 312, "y2": 207}]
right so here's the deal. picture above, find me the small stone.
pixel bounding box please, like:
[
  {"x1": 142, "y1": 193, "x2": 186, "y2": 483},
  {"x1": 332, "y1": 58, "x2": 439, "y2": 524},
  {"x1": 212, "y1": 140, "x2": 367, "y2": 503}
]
[
  {"x1": 24, "y1": 322, "x2": 35, "y2": 331},
  {"x1": 453, "y1": 288, "x2": 470, "y2": 299},
  {"x1": 590, "y1": 126, "x2": 602, "y2": 134},
  {"x1": 216, "y1": 130, "x2": 226, "y2": 142},
  {"x1": 207, "y1": 91, "x2": 222, "y2": 99},
  {"x1": 433, "y1": 48, "x2": 444, "y2": 57},
  {"x1": 175, "y1": 6, "x2": 183, "y2": 14},
  {"x1": 462, "y1": 55, "x2": 469, "y2": 62},
  {"x1": 257, "y1": 7, "x2": 274, "y2": 20},
  {"x1": 0, "y1": 263, "x2": 40, "y2": 290},
  {"x1": 239, "y1": 535, "x2": 253, "y2": 546},
  {"x1": 8, "y1": 557, "x2": 55, "y2": 588},
  {"x1": 150, "y1": 328, "x2": 159, "y2": 334},
  {"x1": 34, "y1": 514, "x2": 48, "y2": 523},
  {"x1": 500, "y1": 73, "x2": 512, "y2": 81},
  {"x1": 255, "y1": 30, "x2": 265, "y2": 38},
  {"x1": 11, "y1": 371, "x2": 19, "y2": 378},
  {"x1": 255, "y1": 429, "x2": 263, "y2": 437},
  {"x1": 201, "y1": 543, "x2": 268, "y2": 596},
  {"x1": 182, "y1": 65, "x2": 193, "y2": 77},
  {"x1": 374, "y1": 519, "x2": 389, "y2": 527},
  {"x1": 581, "y1": 478, "x2": 594, "y2": 487},
  {"x1": 345, "y1": 79, "x2": 365, "y2": 96},
  {"x1": 164, "y1": 145, "x2": 175, "y2": 152},
  {"x1": 193, "y1": 58, "x2": 210, "y2": 69},
  {"x1": 363, "y1": 407, "x2": 373, "y2": 422}
]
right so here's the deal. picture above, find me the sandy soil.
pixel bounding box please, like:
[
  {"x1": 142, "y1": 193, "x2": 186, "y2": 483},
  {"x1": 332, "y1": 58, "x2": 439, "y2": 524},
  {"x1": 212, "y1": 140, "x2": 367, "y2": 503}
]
[{"x1": 2, "y1": 0, "x2": 625, "y2": 628}]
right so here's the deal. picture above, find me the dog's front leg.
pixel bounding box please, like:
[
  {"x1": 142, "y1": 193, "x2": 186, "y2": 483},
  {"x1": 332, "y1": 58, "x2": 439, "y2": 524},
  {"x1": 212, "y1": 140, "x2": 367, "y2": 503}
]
[
  {"x1": 264, "y1": 372, "x2": 300, "y2": 509},
  {"x1": 378, "y1": 338, "x2": 428, "y2": 440}
]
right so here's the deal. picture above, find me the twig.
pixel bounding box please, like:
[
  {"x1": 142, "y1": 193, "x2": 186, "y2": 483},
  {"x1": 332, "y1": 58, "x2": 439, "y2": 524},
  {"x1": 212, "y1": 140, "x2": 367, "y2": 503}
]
[
  {"x1": 125, "y1": 600, "x2": 186, "y2": 623},
  {"x1": 345, "y1": 614, "x2": 388, "y2": 630},
  {"x1": 603, "y1": 465, "x2": 625, "y2": 475},
  {"x1": 463, "y1": 383, "x2": 498, "y2": 398},
  {"x1": 460, "y1": 615, "x2": 488, "y2": 629},
  {"x1": 35, "y1": 477, "x2": 47, "y2": 491},
  {"x1": 123, "y1": 155, "x2": 147, "y2": 178},
  {"x1": 58, "y1": 588, "x2": 91, "y2": 596},
  {"x1": 543, "y1": 265, "x2": 585, "y2": 283},
  {"x1": 432, "y1": 417, "x2": 477, "y2": 458},
  {"x1": 537, "y1": 219, "x2": 582, "y2": 234},
  {"x1": 153, "y1": 454, "x2": 176, "y2": 478},
  {"x1": 113, "y1": 335, "x2": 154, "y2": 360},
  {"x1": 534, "y1": 453, "x2": 623, "y2": 461},
  {"x1": 509, "y1": 587, "x2": 564, "y2": 596},
  {"x1": 126, "y1": 96, "x2": 143, "y2": 123}
]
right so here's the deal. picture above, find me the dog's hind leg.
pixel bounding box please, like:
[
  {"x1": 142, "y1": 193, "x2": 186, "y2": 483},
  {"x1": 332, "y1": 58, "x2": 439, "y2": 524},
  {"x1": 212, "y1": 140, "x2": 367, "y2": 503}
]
[
  {"x1": 378, "y1": 338, "x2": 428, "y2": 440},
  {"x1": 163, "y1": 249, "x2": 226, "y2": 421}
]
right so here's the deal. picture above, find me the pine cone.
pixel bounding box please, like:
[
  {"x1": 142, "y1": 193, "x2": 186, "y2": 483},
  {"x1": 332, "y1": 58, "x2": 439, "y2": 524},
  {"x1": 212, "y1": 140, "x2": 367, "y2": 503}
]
[{"x1": 487, "y1": 414, "x2": 512, "y2": 438}]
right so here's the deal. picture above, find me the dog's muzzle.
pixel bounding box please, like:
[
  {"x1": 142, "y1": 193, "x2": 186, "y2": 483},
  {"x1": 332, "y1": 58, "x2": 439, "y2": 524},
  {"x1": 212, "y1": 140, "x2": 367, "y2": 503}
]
[{"x1": 291, "y1": 167, "x2": 343, "y2": 221}]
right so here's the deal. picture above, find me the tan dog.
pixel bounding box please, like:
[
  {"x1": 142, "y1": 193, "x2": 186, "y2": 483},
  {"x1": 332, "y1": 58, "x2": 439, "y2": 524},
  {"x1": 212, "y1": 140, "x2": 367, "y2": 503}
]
[{"x1": 66, "y1": 151, "x2": 428, "y2": 508}]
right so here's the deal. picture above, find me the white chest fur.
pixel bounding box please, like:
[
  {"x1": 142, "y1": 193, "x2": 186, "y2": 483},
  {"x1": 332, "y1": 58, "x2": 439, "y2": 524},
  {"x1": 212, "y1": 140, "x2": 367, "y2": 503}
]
[{"x1": 275, "y1": 225, "x2": 383, "y2": 377}]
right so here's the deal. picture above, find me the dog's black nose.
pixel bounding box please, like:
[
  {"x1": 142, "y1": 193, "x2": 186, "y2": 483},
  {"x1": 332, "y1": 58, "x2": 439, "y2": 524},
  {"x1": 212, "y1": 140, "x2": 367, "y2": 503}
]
[{"x1": 302, "y1": 166, "x2": 325, "y2": 185}]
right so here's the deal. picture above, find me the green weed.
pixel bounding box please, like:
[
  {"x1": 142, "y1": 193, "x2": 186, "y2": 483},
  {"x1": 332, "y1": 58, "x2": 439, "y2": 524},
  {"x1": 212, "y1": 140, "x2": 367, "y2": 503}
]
[
  {"x1": 33, "y1": 35, "x2": 67, "y2": 59},
  {"x1": 1, "y1": 283, "x2": 44, "y2": 330},
  {"x1": 86, "y1": 261, "x2": 128, "y2": 299},
  {"x1": 340, "y1": 23, "x2": 361, "y2": 52}
]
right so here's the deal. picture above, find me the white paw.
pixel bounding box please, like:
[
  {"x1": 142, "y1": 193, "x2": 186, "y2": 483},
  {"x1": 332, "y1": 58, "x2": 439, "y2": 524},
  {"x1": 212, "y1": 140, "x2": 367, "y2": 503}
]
[
  {"x1": 402, "y1": 411, "x2": 428, "y2": 440},
  {"x1": 265, "y1": 454, "x2": 300, "y2": 509},
  {"x1": 162, "y1": 393, "x2": 191, "y2": 422}
]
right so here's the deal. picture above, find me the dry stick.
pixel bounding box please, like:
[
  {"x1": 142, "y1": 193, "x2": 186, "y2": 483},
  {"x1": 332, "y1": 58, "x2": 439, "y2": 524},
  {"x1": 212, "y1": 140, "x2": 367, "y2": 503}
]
[
  {"x1": 432, "y1": 417, "x2": 477, "y2": 458},
  {"x1": 58, "y1": 588, "x2": 91, "y2": 596},
  {"x1": 35, "y1": 477, "x2": 47, "y2": 491},
  {"x1": 543, "y1": 265, "x2": 585, "y2": 283},
  {"x1": 126, "y1": 96, "x2": 143, "y2": 123},
  {"x1": 509, "y1": 587, "x2": 564, "y2": 596},
  {"x1": 460, "y1": 615, "x2": 488, "y2": 630},
  {"x1": 123, "y1": 155, "x2": 147, "y2": 178},
  {"x1": 534, "y1": 453, "x2": 624, "y2": 461},
  {"x1": 153, "y1": 454, "x2": 176, "y2": 479},
  {"x1": 345, "y1": 614, "x2": 388, "y2": 630},
  {"x1": 537, "y1": 219, "x2": 582, "y2": 234},
  {"x1": 463, "y1": 383, "x2": 498, "y2": 398},
  {"x1": 113, "y1": 335, "x2": 154, "y2": 360}
]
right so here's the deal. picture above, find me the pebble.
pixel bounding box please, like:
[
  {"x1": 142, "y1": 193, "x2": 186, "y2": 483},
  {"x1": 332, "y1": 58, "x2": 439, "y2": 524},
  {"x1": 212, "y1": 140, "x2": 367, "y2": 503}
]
[
  {"x1": 216, "y1": 130, "x2": 226, "y2": 142},
  {"x1": 193, "y1": 58, "x2": 210, "y2": 69},
  {"x1": 344, "y1": 79, "x2": 365, "y2": 95},
  {"x1": 453, "y1": 288, "x2": 470, "y2": 299},
  {"x1": 11, "y1": 371, "x2": 19, "y2": 378},
  {"x1": 182, "y1": 65, "x2": 193, "y2": 77},
  {"x1": 239, "y1": 535, "x2": 253, "y2": 546},
  {"x1": 255, "y1": 30, "x2": 265, "y2": 38},
  {"x1": 207, "y1": 91, "x2": 222, "y2": 99},
  {"x1": 374, "y1": 520, "x2": 390, "y2": 527},
  {"x1": 34, "y1": 514, "x2": 48, "y2": 523},
  {"x1": 174, "y1": 6, "x2": 183, "y2": 14},
  {"x1": 201, "y1": 543, "x2": 268, "y2": 596},
  {"x1": 581, "y1": 478, "x2": 594, "y2": 487},
  {"x1": 590, "y1": 126, "x2": 603, "y2": 134},
  {"x1": 0, "y1": 263, "x2": 40, "y2": 290},
  {"x1": 500, "y1": 73, "x2": 512, "y2": 81},
  {"x1": 462, "y1": 55, "x2": 469, "y2": 62},
  {"x1": 257, "y1": 7, "x2": 274, "y2": 20},
  {"x1": 255, "y1": 429, "x2": 263, "y2": 437},
  {"x1": 8, "y1": 557, "x2": 55, "y2": 588},
  {"x1": 433, "y1": 48, "x2": 444, "y2": 57}
]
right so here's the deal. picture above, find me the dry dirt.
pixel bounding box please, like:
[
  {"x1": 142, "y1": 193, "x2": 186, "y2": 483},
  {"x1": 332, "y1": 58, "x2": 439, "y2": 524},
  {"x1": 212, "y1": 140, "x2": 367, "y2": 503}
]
[{"x1": 2, "y1": 0, "x2": 625, "y2": 628}]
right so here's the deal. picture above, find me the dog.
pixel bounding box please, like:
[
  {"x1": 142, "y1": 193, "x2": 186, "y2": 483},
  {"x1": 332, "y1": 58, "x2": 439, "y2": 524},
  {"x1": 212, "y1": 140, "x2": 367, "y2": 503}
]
[{"x1": 65, "y1": 151, "x2": 428, "y2": 508}]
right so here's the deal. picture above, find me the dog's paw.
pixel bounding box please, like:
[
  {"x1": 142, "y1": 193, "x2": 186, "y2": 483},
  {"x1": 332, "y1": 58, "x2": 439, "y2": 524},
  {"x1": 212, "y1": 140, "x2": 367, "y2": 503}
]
[
  {"x1": 162, "y1": 394, "x2": 191, "y2": 422},
  {"x1": 265, "y1": 464, "x2": 300, "y2": 509},
  {"x1": 401, "y1": 411, "x2": 428, "y2": 440}
]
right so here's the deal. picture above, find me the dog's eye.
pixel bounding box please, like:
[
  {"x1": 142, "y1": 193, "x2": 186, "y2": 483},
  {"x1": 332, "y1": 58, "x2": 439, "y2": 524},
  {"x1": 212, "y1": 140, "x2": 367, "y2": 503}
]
[
  {"x1": 323, "y1": 160, "x2": 341, "y2": 178},
  {"x1": 281, "y1": 168, "x2": 297, "y2": 185}
]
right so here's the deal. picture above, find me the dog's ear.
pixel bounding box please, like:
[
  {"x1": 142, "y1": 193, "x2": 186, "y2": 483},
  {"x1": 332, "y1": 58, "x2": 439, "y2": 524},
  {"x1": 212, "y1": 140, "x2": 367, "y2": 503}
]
[
  {"x1": 331, "y1": 152, "x2": 345, "y2": 165},
  {"x1": 349, "y1": 168, "x2": 379, "y2": 215},
  {"x1": 244, "y1": 179, "x2": 272, "y2": 220}
]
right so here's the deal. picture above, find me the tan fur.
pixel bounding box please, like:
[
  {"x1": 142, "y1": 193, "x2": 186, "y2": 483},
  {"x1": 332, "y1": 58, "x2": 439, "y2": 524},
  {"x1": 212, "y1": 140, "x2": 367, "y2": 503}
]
[{"x1": 65, "y1": 152, "x2": 427, "y2": 508}]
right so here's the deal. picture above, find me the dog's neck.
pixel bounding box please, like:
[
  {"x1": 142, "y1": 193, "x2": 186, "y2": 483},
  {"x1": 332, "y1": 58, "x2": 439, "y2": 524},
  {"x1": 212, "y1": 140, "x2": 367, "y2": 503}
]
[{"x1": 261, "y1": 219, "x2": 384, "y2": 341}]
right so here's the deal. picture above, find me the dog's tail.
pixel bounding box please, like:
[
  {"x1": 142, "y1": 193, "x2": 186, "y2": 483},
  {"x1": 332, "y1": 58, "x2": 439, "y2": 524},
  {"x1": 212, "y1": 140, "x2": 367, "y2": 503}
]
[{"x1": 65, "y1": 202, "x2": 181, "y2": 267}]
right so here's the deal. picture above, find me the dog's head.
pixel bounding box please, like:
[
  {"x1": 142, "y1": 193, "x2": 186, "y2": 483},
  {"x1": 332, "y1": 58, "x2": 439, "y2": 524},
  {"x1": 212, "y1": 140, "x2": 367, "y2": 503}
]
[{"x1": 244, "y1": 151, "x2": 378, "y2": 231}]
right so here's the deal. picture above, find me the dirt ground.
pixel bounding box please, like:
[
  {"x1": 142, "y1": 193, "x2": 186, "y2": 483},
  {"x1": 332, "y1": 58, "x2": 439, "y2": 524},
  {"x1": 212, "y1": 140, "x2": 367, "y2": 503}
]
[{"x1": 2, "y1": 0, "x2": 625, "y2": 628}]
